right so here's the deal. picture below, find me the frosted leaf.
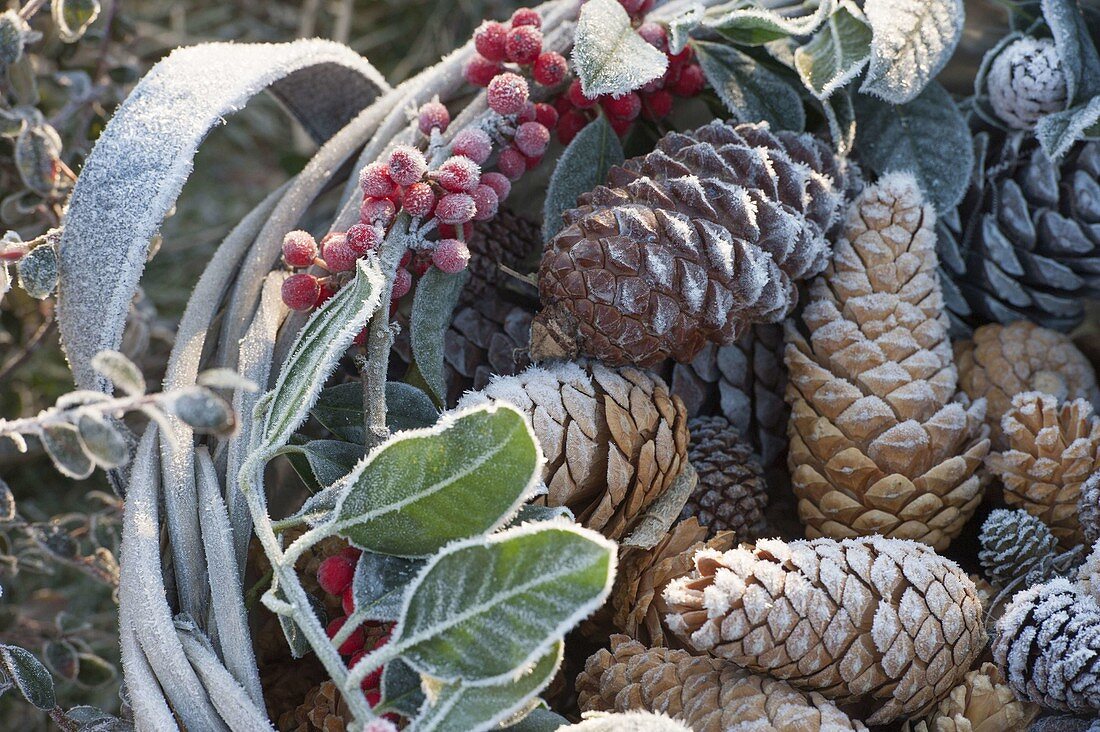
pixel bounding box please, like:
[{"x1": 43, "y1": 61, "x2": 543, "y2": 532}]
[
  {"x1": 90, "y1": 349, "x2": 145, "y2": 396},
  {"x1": 860, "y1": 0, "x2": 963, "y2": 104},
  {"x1": 794, "y1": 3, "x2": 873, "y2": 100},
  {"x1": 572, "y1": 0, "x2": 667, "y2": 98},
  {"x1": 15, "y1": 242, "x2": 57, "y2": 299}
]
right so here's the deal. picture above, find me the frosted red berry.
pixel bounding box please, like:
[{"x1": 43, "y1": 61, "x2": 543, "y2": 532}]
[
  {"x1": 435, "y1": 192, "x2": 477, "y2": 224},
  {"x1": 410, "y1": 253, "x2": 432, "y2": 276},
  {"x1": 451, "y1": 128, "x2": 493, "y2": 165},
  {"x1": 618, "y1": 0, "x2": 646, "y2": 15},
  {"x1": 511, "y1": 7, "x2": 541, "y2": 27},
  {"x1": 282, "y1": 230, "x2": 318, "y2": 268},
  {"x1": 506, "y1": 25, "x2": 542, "y2": 65},
  {"x1": 317, "y1": 554, "x2": 355, "y2": 595},
  {"x1": 342, "y1": 585, "x2": 355, "y2": 615},
  {"x1": 524, "y1": 153, "x2": 543, "y2": 171},
  {"x1": 637, "y1": 23, "x2": 667, "y2": 51},
  {"x1": 514, "y1": 121, "x2": 550, "y2": 157},
  {"x1": 316, "y1": 280, "x2": 336, "y2": 306},
  {"x1": 387, "y1": 145, "x2": 427, "y2": 186},
  {"x1": 437, "y1": 155, "x2": 482, "y2": 193},
  {"x1": 554, "y1": 95, "x2": 574, "y2": 115},
  {"x1": 417, "y1": 100, "x2": 450, "y2": 134},
  {"x1": 359, "y1": 162, "x2": 397, "y2": 198},
  {"x1": 487, "y1": 72, "x2": 529, "y2": 116},
  {"x1": 533, "y1": 52, "x2": 568, "y2": 87},
  {"x1": 469, "y1": 184, "x2": 500, "y2": 221},
  {"x1": 362, "y1": 666, "x2": 384, "y2": 692},
  {"x1": 323, "y1": 237, "x2": 358, "y2": 272},
  {"x1": 642, "y1": 89, "x2": 673, "y2": 120},
  {"x1": 609, "y1": 116, "x2": 632, "y2": 137},
  {"x1": 360, "y1": 197, "x2": 397, "y2": 227},
  {"x1": 668, "y1": 45, "x2": 694, "y2": 65},
  {"x1": 567, "y1": 79, "x2": 596, "y2": 109},
  {"x1": 282, "y1": 274, "x2": 321, "y2": 312},
  {"x1": 391, "y1": 267, "x2": 413, "y2": 299},
  {"x1": 346, "y1": 223, "x2": 381, "y2": 254},
  {"x1": 480, "y1": 171, "x2": 511, "y2": 201},
  {"x1": 473, "y1": 20, "x2": 508, "y2": 62},
  {"x1": 464, "y1": 55, "x2": 501, "y2": 88},
  {"x1": 438, "y1": 222, "x2": 474, "y2": 239},
  {"x1": 497, "y1": 147, "x2": 527, "y2": 181},
  {"x1": 402, "y1": 182, "x2": 436, "y2": 217},
  {"x1": 534, "y1": 102, "x2": 559, "y2": 129},
  {"x1": 670, "y1": 64, "x2": 704, "y2": 97},
  {"x1": 432, "y1": 238, "x2": 471, "y2": 273},
  {"x1": 517, "y1": 101, "x2": 538, "y2": 124},
  {"x1": 326, "y1": 617, "x2": 365, "y2": 656},
  {"x1": 556, "y1": 109, "x2": 589, "y2": 144},
  {"x1": 603, "y1": 92, "x2": 641, "y2": 120}
]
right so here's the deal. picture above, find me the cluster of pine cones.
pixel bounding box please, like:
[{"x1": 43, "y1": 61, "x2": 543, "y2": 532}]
[{"x1": 284, "y1": 118, "x2": 1100, "y2": 731}]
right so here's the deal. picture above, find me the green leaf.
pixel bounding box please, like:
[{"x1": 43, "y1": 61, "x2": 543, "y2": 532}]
[
  {"x1": 386, "y1": 382, "x2": 440, "y2": 432},
  {"x1": 1037, "y1": 96, "x2": 1100, "y2": 160},
  {"x1": 1042, "y1": 0, "x2": 1100, "y2": 103},
  {"x1": 332, "y1": 404, "x2": 541, "y2": 557},
  {"x1": 502, "y1": 707, "x2": 569, "y2": 731},
  {"x1": 380, "y1": 658, "x2": 425, "y2": 716},
  {"x1": 411, "y1": 268, "x2": 468, "y2": 407},
  {"x1": 15, "y1": 243, "x2": 57, "y2": 299},
  {"x1": 90, "y1": 350, "x2": 145, "y2": 396},
  {"x1": 313, "y1": 381, "x2": 438, "y2": 442},
  {"x1": 693, "y1": 40, "x2": 805, "y2": 131},
  {"x1": 853, "y1": 81, "x2": 972, "y2": 212},
  {"x1": 43, "y1": 641, "x2": 79, "y2": 681},
  {"x1": 860, "y1": 0, "x2": 963, "y2": 103},
  {"x1": 707, "y1": 1, "x2": 832, "y2": 46},
  {"x1": 392, "y1": 523, "x2": 615, "y2": 683},
  {"x1": 261, "y1": 258, "x2": 383, "y2": 451},
  {"x1": 76, "y1": 412, "x2": 129, "y2": 469},
  {"x1": 41, "y1": 422, "x2": 94, "y2": 479},
  {"x1": 0, "y1": 645, "x2": 55, "y2": 710},
  {"x1": 74, "y1": 654, "x2": 115, "y2": 688},
  {"x1": 52, "y1": 0, "x2": 101, "y2": 43},
  {"x1": 794, "y1": 2, "x2": 872, "y2": 99},
  {"x1": 352, "y1": 551, "x2": 423, "y2": 621},
  {"x1": 543, "y1": 116, "x2": 624, "y2": 241},
  {"x1": 571, "y1": 0, "x2": 668, "y2": 98},
  {"x1": 275, "y1": 588, "x2": 327, "y2": 659},
  {"x1": 821, "y1": 86, "x2": 856, "y2": 155},
  {"x1": 504, "y1": 504, "x2": 575, "y2": 528},
  {"x1": 411, "y1": 641, "x2": 562, "y2": 732},
  {"x1": 287, "y1": 440, "x2": 363, "y2": 487}
]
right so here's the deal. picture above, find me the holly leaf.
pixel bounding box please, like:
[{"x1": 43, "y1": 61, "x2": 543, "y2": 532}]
[
  {"x1": 410, "y1": 268, "x2": 467, "y2": 407},
  {"x1": 572, "y1": 0, "x2": 667, "y2": 98},
  {"x1": 694, "y1": 40, "x2": 805, "y2": 131},
  {"x1": 860, "y1": 0, "x2": 964, "y2": 103},
  {"x1": 794, "y1": 2, "x2": 872, "y2": 100},
  {"x1": 543, "y1": 116, "x2": 624, "y2": 241}
]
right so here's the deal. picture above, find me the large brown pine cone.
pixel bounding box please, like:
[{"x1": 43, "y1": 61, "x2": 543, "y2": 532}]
[
  {"x1": 576, "y1": 635, "x2": 867, "y2": 731},
  {"x1": 662, "y1": 536, "x2": 985, "y2": 725},
  {"x1": 785, "y1": 172, "x2": 990, "y2": 550},
  {"x1": 531, "y1": 121, "x2": 848, "y2": 368},
  {"x1": 679, "y1": 416, "x2": 767, "y2": 539},
  {"x1": 456, "y1": 361, "x2": 688, "y2": 540},
  {"x1": 278, "y1": 681, "x2": 348, "y2": 732},
  {"x1": 985, "y1": 391, "x2": 1100, "y2": 547},
  {"x1": 900, "y1": 662, "x2": 1040, "y2": 732},
  {"x1": 955, "y1": 320, "x2": 1099, "y2": 449}
]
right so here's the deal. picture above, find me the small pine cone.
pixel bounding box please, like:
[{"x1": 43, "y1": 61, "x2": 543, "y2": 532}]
[
  {"x1": 988, "y1": 37, "x2": 1067, "y2": 130},
  {"x1": 1080, "y1": 472, "x2": 1100, "y2": 545},
  {"x1": 968, "y1": 573, "x2": 997, "y2": 616},
  {"x1": 994, "y1": 576, "x2": 1100, "y2": 713},
  {"x1": 661, "y1": 536, "x2": 985, "y2": 725},
  {"x1": 532, "y1": 121, "x2": 847, "y2": 368},
  {"x1": 457, "y1": 361, "x2": 688, "y2": 540},
  {"x1": 607, "y1": 518, "x2": 735, "y2": 647},
  {"x1": 785, "y1": 172, "x2": 990, "y2": 551},
  {"x1": 461, "y1": 208, "x2": 541, "y2": 305},
  {"x1": 901, "y1": 662, "x2": 1040, "y2": 732},
  {"x1": 979, "y1": 508, "x2": 1060, "y2": 588},
  {"x1": 956, "y1": 320, "x2": 1100, "y2": 449},
  {"x1": 679, "y1": 416, "x2": 767, "y2": 539},
  {"x1": 280, "y1": 681, "x2": 349, "y2": 732},
  {"x1": 986, "y1": 391, "x2": 1100, "y2": 547},
  {"x1": 576, "y1": 635, "x2": 867, "y2": 732}
]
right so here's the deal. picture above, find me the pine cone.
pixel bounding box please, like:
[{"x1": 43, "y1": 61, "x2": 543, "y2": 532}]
[
  {"x1": 576, "y1": 635, "x2": 867, "y2": 732},
  {"x1": 985, "y1": 391, "x2": 1100, "y2": 547},
  {"x1": 279, "y1": 681, "x2": 349, "y2": 732},
  {"x1": 456, "y1": 361, "x2": 688, "y2": 540},
  {"x1": 901, "y1": 662, "x2": 1040, "y2": 732},
  {"x1": 662, "y1": 536, "x2": 985, "y2": 725},
  {"x1": 938, "y1": 134, "x2": 1100, "y2": 332},
  {"x1": 784, "y1": 172, "x2": 990, "y2": 550},
  {"x1": 461, "y1": 208, "x2": 541, "y2": 305},
  {"x1": 679, "y1": 416, "x2": 767, "y2": 539},
  {"x1": 994, "y1": 576, "x2": 1100, "y2": 713},
  {"x1": 1079, "y1": 472, "x2": 1100, "y2": 545},
  {"x1": 531, "y1": 121, "x2": 847, "y2": 368},
  {"x1": 987, "y1": 37, "x2": 1068, "y2": 130},
  {"x1": 979, "y1": 508, "x2": 1060, "y2": 588},
  {"x1": 955, "y1": 320, "x2": 1099, "y2": 448}
]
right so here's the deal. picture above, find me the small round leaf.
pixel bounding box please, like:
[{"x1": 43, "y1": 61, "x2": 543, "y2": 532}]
[
  {"x1": 163, "y1": 386, "x2": 235, "y2": 435},
  {"x1": 41, "y1": 423, "x2": 94, "y2": 479},
  {"x1": 43, "y1": 640, "x2": 79, "y2": 681},
  {"x1": 52, "y1": 0, "x2": 101, "y2": 43},
  {"x1": 0, "y1": 645, "x2": 56, "y2": 710},
  {"x1": 16, "y1": 242, "x2": 57, "y2": 299},
  {"x1": 90, "y1": 350, "x2": 145, "y2": 396},
  {"x1": 76, "y1": 412, "x2": 128, "y2": 468}
]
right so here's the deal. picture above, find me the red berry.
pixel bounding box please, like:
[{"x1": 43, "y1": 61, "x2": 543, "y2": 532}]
[
  {"x1": 354, "y1": 327, "x2": 368, "y2": 346},
  {"x1": 362, "y1": 666, "x2": 383, "y2": 692},
  {"x1": 618, "y1": 0, "x2": 646, "y2": 14},
  {"x1": 435, "y1": 192, "x2": 477, "y2": 224},
  {"x1": 365, "y1": 688, "x2": 382, "y2": 708},
  {"x1": 359, "y1": 163, "x2": 397, "y2": 198},
  {"x1": 323, "y1": 236, "x2": 358, "y2": 272},
  {"x1": 670, "y1": 63, "x2": 704, "y2": 97},
  {"x1": 514, "y1": 121, "x2": 550, "y2": 157},
  {"x1": 346, "y1": 223, "x2": 381, "y2": 254},
  {"x1": 534, "y1": 102, "x2": 559, "y2": 129},
  {"x1": 432, "y1": 238, "x2": 471, "y2": 273},
  {"x1": 487, "y1": 72, "x2": 529, "y2": 116},
  {"x1": 391, "y1": 267, "x2": 413, "y2": 299},
  {"x1": 342, "y1": 585, "x2": 355, "y2": 615},
  {"x1": 497, "y1": 147, "x2": 527, "y2": 181},
  {"x1": 282, "y1": 230, "x2": 317, "y2": 268},
  {"x1": 642, "y1": 89, "x2": 673, "y2": 120},
  {"x1": 402, "y1": 182, "x2": 436, "y2": 217},
  {"x1": 556, "y1": 109, "x2": 589, "y2": 144},
  {"x1": 437, "y1": 155, "x2": 482, "y2": 193},
  {"x1": 469, "y1": 184, "x2": 499, "y2": 221},
  {"x1": 511, "y1": 7, "x2": 541, "y2": 27},
  {"x1": 474, "y1": 20, "x2": 508, "y2": 62},
  {"x1": 533, "y1": 52, "x2": 568, "y2": 87},
  {"x1": 282, "y1": 274, "x2": 321, "y2": 312},
  {"x1": 637, "y1": 22, "x2": 667, "y2": 51},
  {"x1": 668, "y1": 45, "x2": 694, "y2": 65},
  {"x1": 451, "y1": 128, "x2": 493, "y2": 165},
  {"x1": 417, "y1": 100, "x2": 450, "y2": 134},
  {"x1": 505, "y1": 25, "x2": 542, "y2": 65},
  {"x1": 517, "y1": 101, "x2": 538, "y2": 124},
  {"x1": 387, "y1": 145, "x2": 427, "y2": 186},
  {"x1": 567, "y1": 79, "x2": 597, "y2": 109},
  {"x1": 609, "y1": 116, "x2": 632, "y2": 137},
  {"x1": 603, "y1": 92, "x2": 641, "y2": 120},
  {"x1": 554, "y1": 95, "x2": 574, "y2": 115},
  {"x1": 640, "y1": 75, "x2": 665, "y2": 93},
  {"x1": 341, "y1": 546, "x2": 362, "y2": 561},
  {"x1": 463, "y1": 55, "x2": 501, "y2": 87},
  {"x1": 360, "y1": 197, "x2": 397, "y2": 227},
  {"x1": 437, "y1": 222, "x2": 474, "y2": 239},
  {"x1": 524, "y1": 153, "x2": 542, "y2": 171},
  {"x1": 410, "y1": 252, "x2": 432, "y2": 276},
  {"x1": 400, "y1": 250, "x2": 412, "y2": 269},
  {"x1": 316, "y1": 280, "x2": 336, "y2": 306},
  {"x1": 480, "y1": 171, "x2": 511, "y2": 201},
  {"x1": 317, "y1": 555, "x2": 355, "y2": 595},
  {"x1": 326, "y1": 617, "x2": 365, "y2": 656}
]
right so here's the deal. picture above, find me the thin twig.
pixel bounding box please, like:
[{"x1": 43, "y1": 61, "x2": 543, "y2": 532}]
[{"x1": 0, "y1": 312, "x2": 55, "y2": 383}]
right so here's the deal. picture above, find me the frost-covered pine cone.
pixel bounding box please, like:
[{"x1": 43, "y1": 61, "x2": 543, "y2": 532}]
[
  {"x1": 994, "y1": 576, "x2": 1100, "y2": 713},
  {"x1": 956, "y1": 320, "x2": 1100, "y2": 449},
  {"x1": 457, "y1": 361, "x2": 688, "y2": 540},
  {"x1": 661, "y1": 536, "x2": 985, "y2": 725},
  {"x1": 531, "y1": 121, "x2": 847, "y2": 368},
  {"x1": 986, "y1": 392, "x2": 1100, "y2": 547},
  {"x1": 280, "y1": 680, "x2": 349, "y2": 732},
  {"x1": 785, "y1": 172, "x2": 989, "y2": 550},
  {"x1": 1080, "y1": 472, "x2": 1100, "y2": 546},
  {"x1": 900, "y1": 662, "x2": 1039, "y2": 732},
  {"x1": 979, "y1": 508, "x2": 1060, "y2": 588},
  {"x1": 576, "y1": 635, "x2": 868, "y2": 732},
  {"x1": 679, "y1": 416, "x2": 767, "y2": 539},
  {"x1": 988, "y1": 37, "x2": 1068, "y2": 130}
]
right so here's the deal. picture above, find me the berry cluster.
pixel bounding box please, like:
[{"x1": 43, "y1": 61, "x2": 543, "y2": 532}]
[{"x1": 316, "y1": 548, "x2": 396, "y2": 717}]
